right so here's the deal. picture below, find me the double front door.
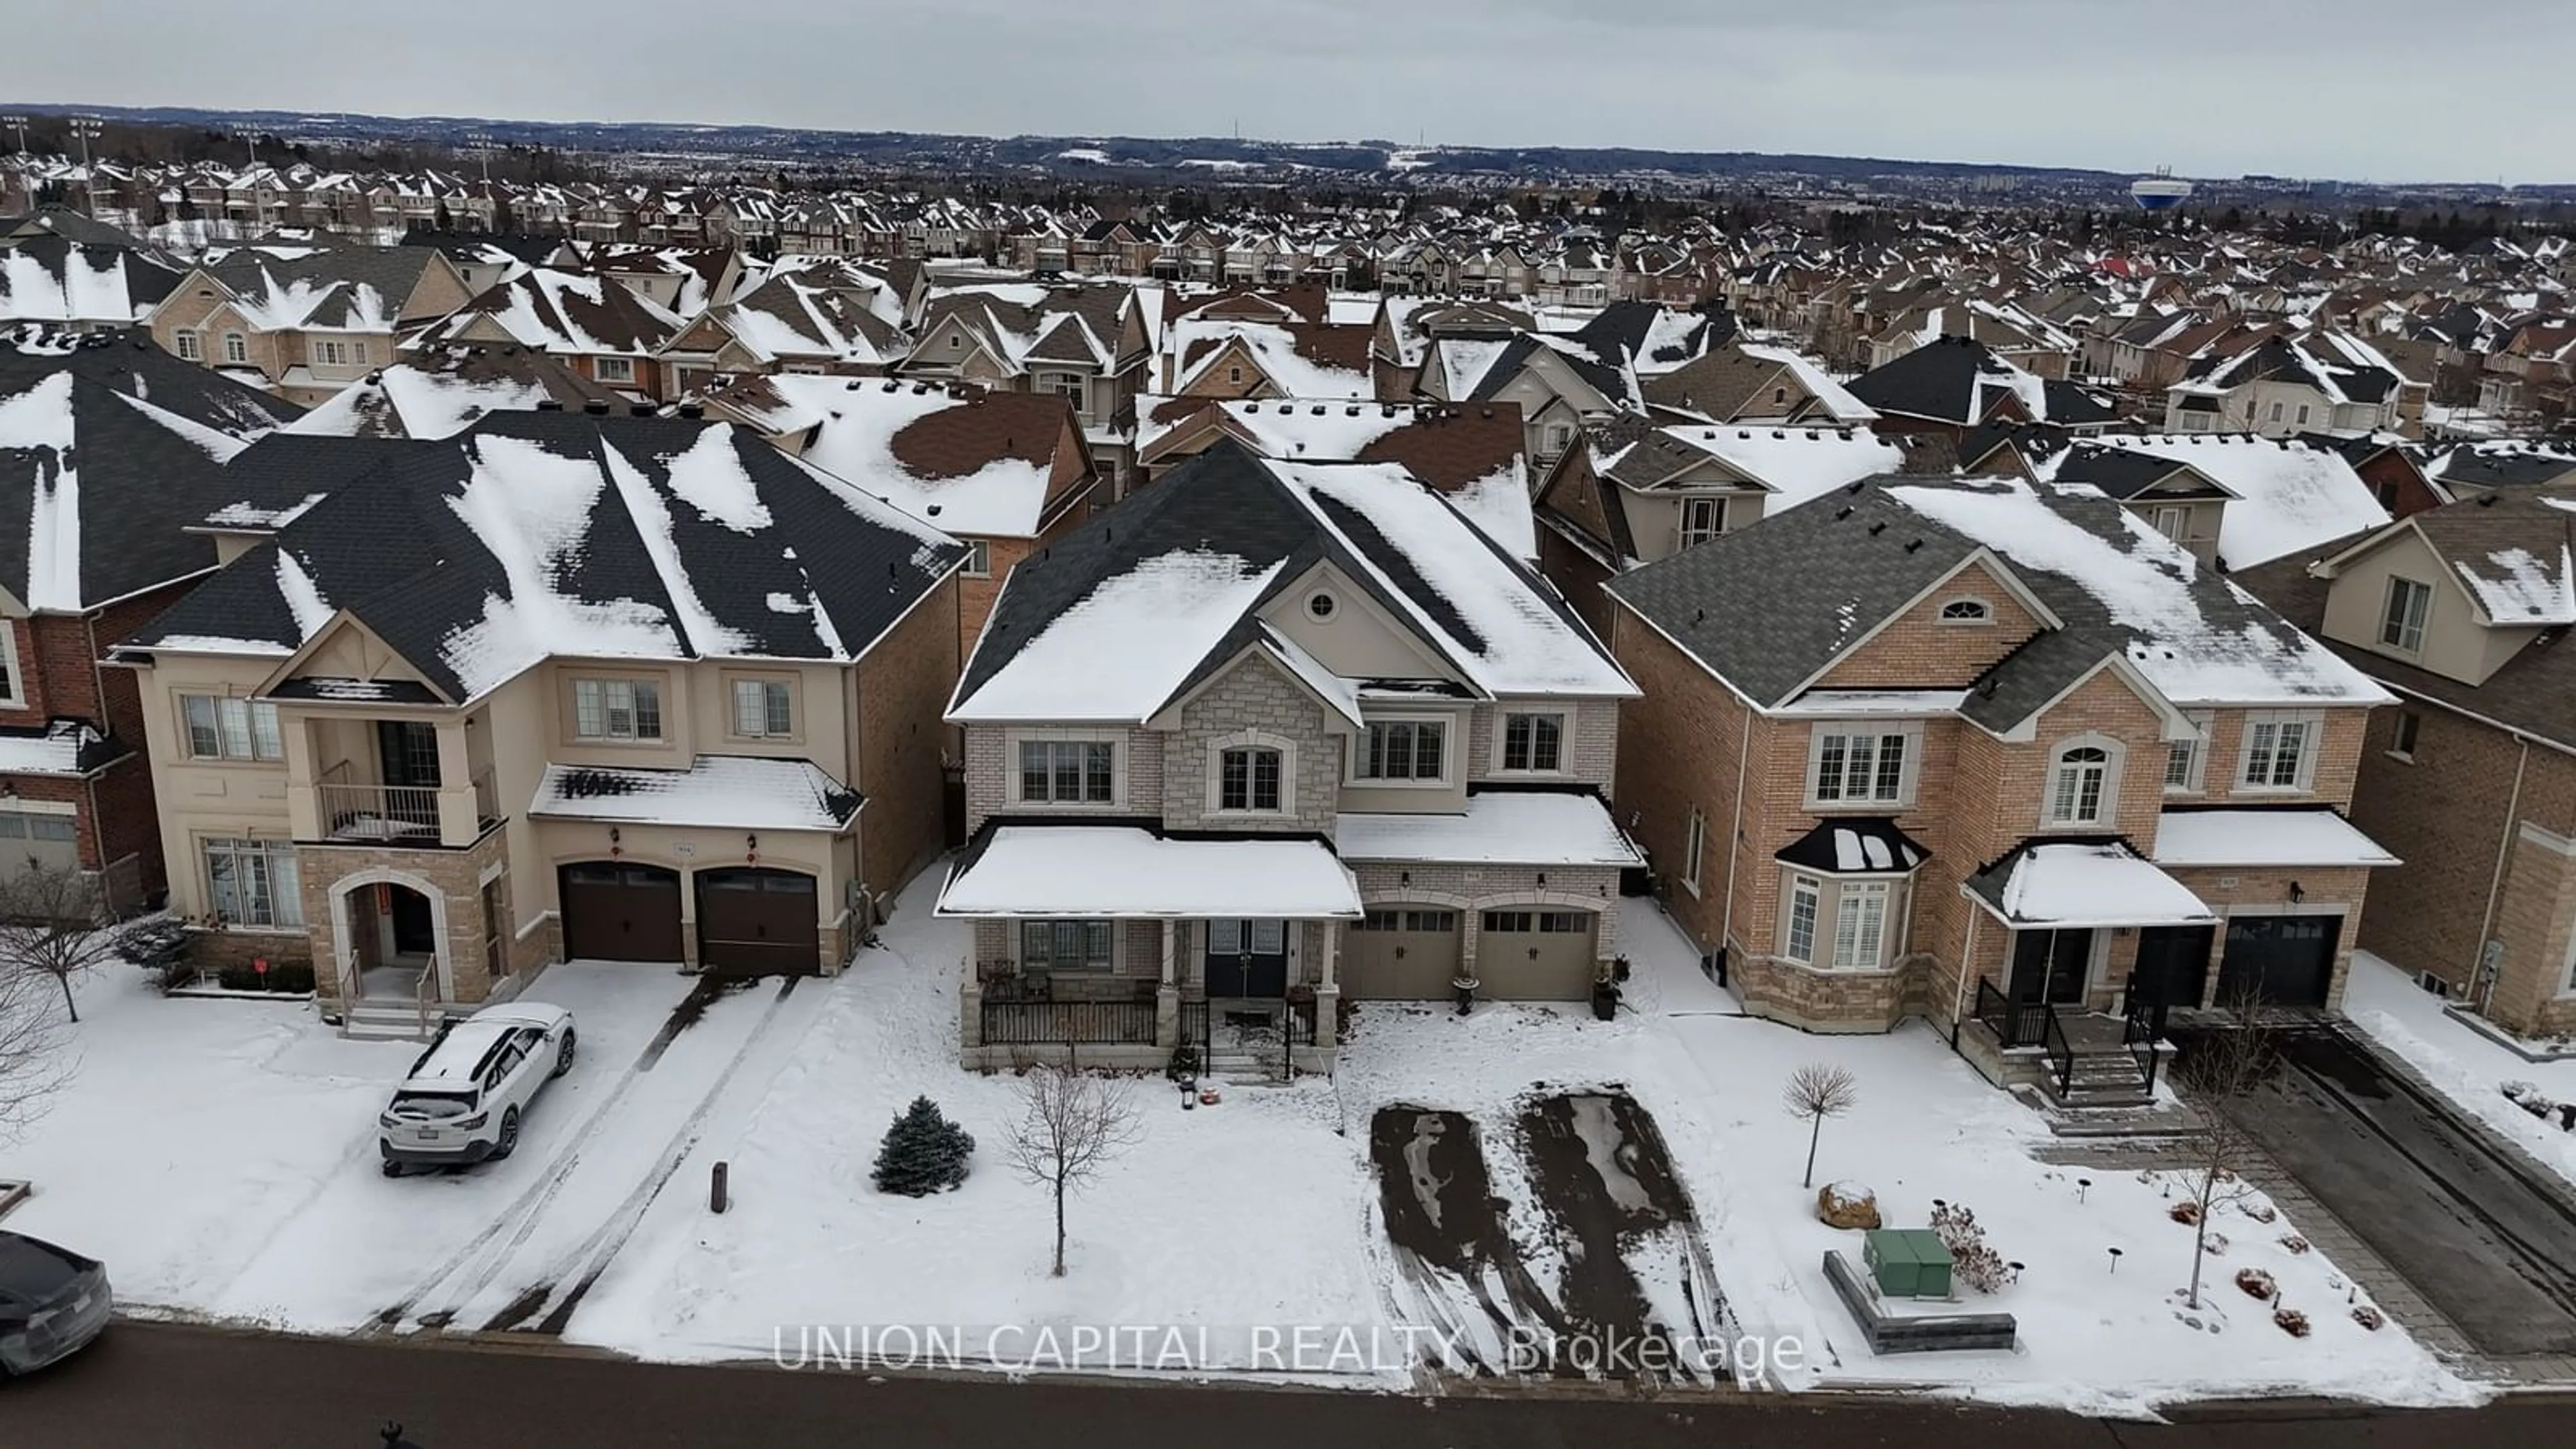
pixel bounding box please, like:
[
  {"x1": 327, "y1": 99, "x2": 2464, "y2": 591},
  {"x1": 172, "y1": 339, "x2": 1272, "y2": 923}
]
[
  {"x1": 2010, "y1": 927, "x2": 2094, "y2": 1006},
  {"x1": 1205, "y1": 918, "x2": 1289, "y2": 998}
]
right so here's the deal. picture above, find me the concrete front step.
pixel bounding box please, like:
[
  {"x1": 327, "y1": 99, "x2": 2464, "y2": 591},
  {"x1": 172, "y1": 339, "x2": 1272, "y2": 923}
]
[{"x1": 339, "y1": 1000, "x2": 449, "y2": 1042}]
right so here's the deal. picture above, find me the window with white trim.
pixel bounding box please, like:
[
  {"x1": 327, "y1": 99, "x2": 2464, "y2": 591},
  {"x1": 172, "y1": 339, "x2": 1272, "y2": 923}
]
[
  {"x1": 1680, "y1": 496, "x2": 1725, "y2": 549},
  {"x1": 1785, "y1": 874, "x2": 1821, "y2": 964},
  {"x1": 1020, "y1": 739, "x2": 1116, "y2": 804},
  {"x1": 174, "y1": 330, "x2": 201, "y2": 361},
  {"x1": 1036, "y1": 372, "x2": 1087, "y2": 411},
  {"x1": 572, "y1": 678, "x2": 662, "y2": 742},
  {"x1": 1500, "y1": 711, "x2": 1564, "y2": 773},
  {"x1": 221, "y1": 331, "x2": 248, "y2": 364},
  {"x1": 2239, "y1": 712, "x2": 2320, "y2": 790},
  {"x1": 2047, "y1": 743, "x2": 2113, "y2": 826},
  {"x1": 313, "y1": 338, "x2": 352, "y2": 366},
  {"x1": 596, "y1": 356, "x2": 636, "y2": 382},
  {"x1": 2153, "y1": 505, "x2": 2188, "y2": 541},
  {"x1": 1682, "y1": 808, "x2": 1707, "y2": 896},
  {"x1": 0, "y1": 623, "x2": 20, "y2": 706},
  {"x1": 181, "y1": 694, "x2": 284, "y2": 761},
  {"x1": 1020, "y1": 920, "x2": 1113, "y2": 971},
  {"x1": 1808, "y1": 724, "x2": 1914, "y2": 806},
  {"x1": 961, "y1": 540, "x2": 991, "y2": 578},
  {"x1": 730, "y1": 678, "x2": 794, "y2": 738},
  {"x1": 1356, "y1": 720, "x2": 1445, "y2": 782},
  {"x1": 2391, "y1": 708, "x2": 2422, "y2": 760},
  {"x1": 1831, "y1": 880, "x2": 1890, "y2": 969},
  {"x1": 1218, "y1": 745, "x2": 1283, "y2": 812},
  {"x1": 204, "y1": 837, "x2": 301, "y2": 927},
  {"x1": 2380, "y1": 576, "x2": 2431, "y2": 655},
  {"x1": 2164, "y1": 711, "x2": 2212, "y2": 793},
  {"x1": 1938, "y1": 598, "x2": 1992, "y2": 624}
]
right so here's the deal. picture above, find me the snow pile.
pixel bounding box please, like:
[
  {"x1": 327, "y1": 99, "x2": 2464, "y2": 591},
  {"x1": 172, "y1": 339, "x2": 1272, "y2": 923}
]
[{"x1": 952, "y1": 549, "x2": 1287, "y2": 723}]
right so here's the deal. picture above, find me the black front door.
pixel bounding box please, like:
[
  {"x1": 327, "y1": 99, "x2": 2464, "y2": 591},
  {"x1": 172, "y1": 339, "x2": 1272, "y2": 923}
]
[
  {"x1": 1204, "y1": 918, "x2": 1289, "y2": 998},
  {"x1": 2134, "y1": 924, "x2": 2216, "y2": 1009},
  {"x1": 378, "y1": 720, "x2": 442, "y2": 788},
  {"x1": 390, "y1": 887, "x2": 436, "y2": 956},
  {"x1": 2010, "y1": 927, "x2": 2092, "y2": 1006}
]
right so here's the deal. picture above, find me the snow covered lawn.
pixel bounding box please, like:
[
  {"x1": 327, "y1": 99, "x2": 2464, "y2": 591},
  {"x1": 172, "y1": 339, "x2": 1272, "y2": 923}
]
[{"x1": 2345, "y1": 951, "x2": 2576, "y2": 1191}]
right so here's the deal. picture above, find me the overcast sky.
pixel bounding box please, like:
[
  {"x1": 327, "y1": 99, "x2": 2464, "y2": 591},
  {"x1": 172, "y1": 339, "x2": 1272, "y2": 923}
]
[{"x1": 15, "y1": 0, "x2": 2571, "y2": 183}]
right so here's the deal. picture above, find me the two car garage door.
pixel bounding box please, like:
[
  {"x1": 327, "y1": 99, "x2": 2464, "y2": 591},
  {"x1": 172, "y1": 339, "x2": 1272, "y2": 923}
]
[
  {"x1": 1342, "y1": 906, "x2": 1597, "y2": 1002},
  {"x1": 558, "y1": 863, "x2": 820, "y2": 973}
]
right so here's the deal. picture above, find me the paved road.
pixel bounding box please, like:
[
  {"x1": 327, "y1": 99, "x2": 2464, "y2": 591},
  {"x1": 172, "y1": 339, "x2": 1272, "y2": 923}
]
[
  {"x1": 2189, "y1": 1026, "x2": 2576, "y2": 1356},
  {"x1": 0, "y1": 1321, "x2": 2559, "y2": 1449}
]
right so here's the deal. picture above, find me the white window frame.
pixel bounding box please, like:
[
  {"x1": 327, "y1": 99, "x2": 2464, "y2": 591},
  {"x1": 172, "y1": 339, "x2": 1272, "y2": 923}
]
[
  {"x1": 1205, "y1": 729, "x2": 1295, "y2": 816},
  {"x1": 729, "y1": 678, "x2": 795, "y2": 739},
  {"x1": 2390, "y1": 708, "x2": 2422, "y2": 762},
  {"x1": 2153, "y1": 505, "x2": 2189, "y2": 541},
  {"x1": 2237, "y1": 710, "x2": 2322, "y2": 792},
  {"x1": 2164, "y1": 711, "x2": 2212, "y2": 794},
  {"x1": 312, "y1": 337, "x2": 351, "y2": 367},
  {"x1": 174, "y1": 329, "x2": 201, "y2": 361},
  {"x1": 180, "y1": 694, "x2": 284, "y2": 762},
  {"x1": 1682, "y1": 808, "x2": 1707, "y2": 898},
  {"x1": 1937, "y1": 597, "x2": 1992, "y2": 625},
  {"x1": 596, "y1": 356, "x2": 637, "y2": 383},
  {"x1": 572, "y1": 676, "x2": 663, "y2": 743},
  {"x1": 1016, "y1": 735, "x2": 1120, "y2": 806},
  {"x1": 2044, "y1": 734, "x2": 2123, "y2": 828},
  {"x1": 1831, "y1": 879, "x2": 1892, "y2": 970},
  {"x1": 221, "y1": 331, "x2": 249, "y2": 365},
  {"x1": 1805, "y1": 722, "x2": 1921, "y2": 809},
  {"x1": 0, "y1": 622, "x2": 21, "y2": 707},
  {"x1": 1679, "y1": 496, "x2": 1726, "y2": 549},
  {"x1": 1784, "y1": 873, "x2": 1821, "y2": 965},
  {"x1": 1036, "y1": 372, "x2": 1087, "y2": 411},
  {"x1": 1350, "y1": 716, "x2": 1451, "y2": 786},
  {"x1": 1497, "y1": 709, "x2": 1568, "y2": 774},
  {"x1": 961, "y1": 539, "x2": 992, "y2": 578},
  {"x1": 2380, "y1": 576, "x2": 2431, "y2": 655},
  {"x1": 203, "y1": 836, "x2": 303, "y2": 929}
]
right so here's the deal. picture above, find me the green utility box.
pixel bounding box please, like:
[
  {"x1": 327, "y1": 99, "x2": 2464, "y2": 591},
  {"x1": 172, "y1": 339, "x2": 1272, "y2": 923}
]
[{"x1": 1862, "y1": 1228, "x2": 1955, "y2": 1299}]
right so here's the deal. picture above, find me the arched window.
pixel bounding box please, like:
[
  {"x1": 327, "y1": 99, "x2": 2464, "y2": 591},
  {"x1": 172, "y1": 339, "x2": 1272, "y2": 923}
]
[
  {"x1": 2047, "y1": 741, "x2": 2117, "y2": 826},
  {"x1": 1938, "y1": 598, "x2": 1992, "y2": 625}
]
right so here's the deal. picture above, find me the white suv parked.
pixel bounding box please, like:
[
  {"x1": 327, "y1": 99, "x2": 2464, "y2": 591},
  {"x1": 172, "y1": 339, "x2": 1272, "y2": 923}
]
[{"x1": 378, "y1": 1002, "x2": 578, "y2": 1177}]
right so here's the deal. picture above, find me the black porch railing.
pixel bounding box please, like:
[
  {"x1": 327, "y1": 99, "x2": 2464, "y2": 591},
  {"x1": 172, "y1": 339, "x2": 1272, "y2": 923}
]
[
  {"x1": 979, "y1": 997, "x2": 1157, "y2": 1046},
  {"x1": 2039, "y1": 1005, "x2": 2076, "y2": 1099},
  {"x1": 1179, "y1": 1000, "x2": 1212, "y2": 1064},
  {"x1": 1972, "y1": 977, "x2": 2054, "y2": 1049},
  {"x1": 2121, "y1": 971, "x2": 2170, "y2": 1094}
]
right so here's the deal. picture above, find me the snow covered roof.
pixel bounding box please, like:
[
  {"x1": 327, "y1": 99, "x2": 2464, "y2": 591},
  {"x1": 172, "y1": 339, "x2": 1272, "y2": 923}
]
[
  {"x1": 529, "y1": 755, "x2": 861, "y2": 833},
  {"x1": 953, "y1": 443, "x2": 1629, "y2": 724},
  {"x1": 0, "y1": 331, "x2": 298, "y2": 612},
  {"x1": 0, "y1": 720, "x2": 123, "y2": 777},
  {"x1": 1657, "y1": 423, "x2": 1909, "y2": 509},
  {"x1": 706, "y1": 376, "x2": 1075, "y2": 539},
  {"x1": 938, "y1": 824, "x2": 1363, "y2": 918},
  {"x1": 0, "y1": 237, "x2": 179, "y2": 326},
  {"x1": 1169, "y1": 318, "x2": 1372, "y2": 398},
  {"x1": 1334, "y1": 790, "x2": 1640, "y2": 867},
  {"x1": 282, "y1": 347, "x2": 619, "y2": 441},
  {"x1": 2151, "y1": 809, "x2": 2398, "y2": 869},
  {"x1": 1967, "y1": 842, "x2": 2214, "y2": 928},
  {"x1": 1731, "y1": 342, "x2": 1876, "y2": 422},
  {"x1": 2087, "y1": 435, "x2": 2391, "y2": 571},
  {"x1": 129, "y1": 413, "x2": 965, "y2": 702},
  {"x1": 411, "y1": 267, "x2": 684, "y2": 356}
]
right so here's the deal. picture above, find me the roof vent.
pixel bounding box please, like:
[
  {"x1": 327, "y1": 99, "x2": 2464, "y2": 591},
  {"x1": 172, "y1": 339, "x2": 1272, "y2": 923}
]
[
  {"x1": 536, "y1": 398, "x2": 566, "y2": 411},
  {"x1": 678, "y1": 400, "x2": 703, "y2": 419},
  {"x1": 1311, "y1": 405, "x2": 1326, "y2": 415},
  {"x1": 925, "y1": 503, "x2": 941, "y2": 516},
  {"x1": 583, "y1": 398, "x2": 610, "y2": 415},
  {"x1": 1833, "y1": 505, "x2": 1853, "y2": 521},
  {"x1": 629, "y1": 402, "x2": 654, "y2": 416},
  {"x1": 882, "y1": 380, "x2": 900, "y2": 392},
  {"x1": 2478, "y1": 492, "x2": 2498, "y2": 506},
  {"x1": 846, "y1": 378, "x2": 862, "y2": 390},
  {"x1": 1346, "y1": 406, "x2": 1360, "y2": 417},
  {"x1": 1904, "y1": 538, "x2": 1923, "y2": 553},
  {"x1": 1868, "y1": 521, "x2": 1886, "y2": 535}
]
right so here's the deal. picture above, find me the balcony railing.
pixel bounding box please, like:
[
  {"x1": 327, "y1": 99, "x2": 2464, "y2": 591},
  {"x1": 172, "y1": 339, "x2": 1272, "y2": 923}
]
[
  {"x1": 317, "y1": 780, "x2": 443, "y2": 843},
  {"x1": 980, "y1": 997, "x2": 1158, "y2": 1046}
]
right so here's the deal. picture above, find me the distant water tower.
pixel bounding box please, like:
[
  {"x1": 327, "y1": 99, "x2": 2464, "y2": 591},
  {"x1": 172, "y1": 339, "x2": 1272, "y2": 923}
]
[{"x1": 2131, "y1": 166, "x2": 2194, "y2": 211}]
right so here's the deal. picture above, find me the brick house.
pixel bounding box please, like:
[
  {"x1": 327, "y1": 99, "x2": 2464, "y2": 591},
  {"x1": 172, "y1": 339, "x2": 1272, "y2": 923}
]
[
  {"x1": 406, "y1": 266, "x2": 686, "y2": 402},
  {"x1": 939, "y1": 441, "x2": 1637, "y2": 1072},
  {"x1": 145, "y1": 246, "x2": 474, "y2": 407},
  {"x1": 2239, "y1": 491, "x2": 2576, "y2": 1038},
  {"x1": 700, "y1": 375, "x2": 1098, "y2": 657},
  {"x1": 1603, "y1": 473, "x2": 2393, "y2": 1090},
  {"x1": 114, "y1": 412, "x2": 965, "y2": 1037},
  {"x1": 900, "y1": 282, "x2": 1155, "y2": 496},
  {"x1": 0, "y1": 330, "x2": 302, "y2": 911}
]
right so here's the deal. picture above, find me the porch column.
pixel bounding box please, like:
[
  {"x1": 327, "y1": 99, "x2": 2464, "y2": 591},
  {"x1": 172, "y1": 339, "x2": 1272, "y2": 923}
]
[
  {"x1": 1155, "y1": 919, "x2": 1180, "y2": 1049},
  {"x1": 1319, "y1": 920, "x2": 1339, "y2": 989},
  {"x1": 1311, "y1": 918, "x2": 1342, "y2": 1055}
]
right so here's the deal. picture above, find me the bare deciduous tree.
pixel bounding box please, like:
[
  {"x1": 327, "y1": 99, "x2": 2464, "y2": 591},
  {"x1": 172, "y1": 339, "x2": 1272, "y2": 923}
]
[
  {"x1": 0, "y1": 939, "x2": 72, "y2": 1142},
  {"x1": 1782, "y1": 1062, "x2": 1861, "y2": 1188},
  {"x1": 0, "y1": 864, "x2": 116, "y2": 1023},
  {"x1": 2171, "y1": 990, "x2": 2276, "y2": 1309},
  {"x1": 1001, "y1": 1065, "x2": 1142, "y2": 1277}
]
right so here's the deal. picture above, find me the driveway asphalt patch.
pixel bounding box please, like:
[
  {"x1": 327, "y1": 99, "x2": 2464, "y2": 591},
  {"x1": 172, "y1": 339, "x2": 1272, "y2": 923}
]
[
  {"x1": 1515, "y1": 1091, "x2": 1725, "y2": 1381},
  {"x1": 1367, "y1": 1106, "x2": 1566, "y2": 1370}
]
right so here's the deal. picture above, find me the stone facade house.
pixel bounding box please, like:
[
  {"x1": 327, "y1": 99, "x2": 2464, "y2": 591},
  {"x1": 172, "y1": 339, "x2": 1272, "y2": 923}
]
[
  {"x1": 2239, "y1": 492, "x2": 2576, "y2": 1038},
  {"x1": 113, "y1": 412, "x2": 965, "y2": 1038},
  {"x1": 1604, "y1": 473, "x2": 2394, "y2": 1094},
  {"x1": 939, "y1": 442, "x2": 1638, "y2": 1072},
  {"x1": 0, "y1": 330, "x2": 302, "y2": 911}
]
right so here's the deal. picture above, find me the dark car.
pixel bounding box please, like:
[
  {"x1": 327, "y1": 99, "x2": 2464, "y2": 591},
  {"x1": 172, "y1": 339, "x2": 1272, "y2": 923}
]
[{"x1": 0, "y1": 1230, "x2": 111, "y2": 1376}]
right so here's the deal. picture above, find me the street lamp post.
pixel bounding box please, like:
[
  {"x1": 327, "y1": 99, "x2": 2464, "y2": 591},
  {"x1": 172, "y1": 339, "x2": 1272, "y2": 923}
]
[
  {"x1": 2, "y1": 115, "x2": 27, "y2": 156},
  {"x1": 68, "y1": 117, "x2": 104, "y2": 216}
]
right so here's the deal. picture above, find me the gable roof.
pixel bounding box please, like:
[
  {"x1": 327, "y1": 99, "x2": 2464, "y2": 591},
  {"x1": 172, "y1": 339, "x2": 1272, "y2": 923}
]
[
  {"x1": 1846, "y1": 335, "x2": 2112, "y2": 428},
  {"x1": 1608, "y1": 473, "x2": 2387, "y2": 721},
  {"x1": 0, "y1": 236, "x2": 181, "y2": 325},
  {"x1": 410, "y1": 267, "x2": 684, "y2": 356},
  {"x1": 2084, "y1": 434, "x2": 2391, "y2": 570},
  {"x1": 950, "y1": 442, "x2": 1629, "y2": 724},
  {"x1": 281, "y1": 344, "x2": 619, "y2": 441},
  {"x1": 0, "y1": 328, "x2": 301, "y2": 611},
  {"x1": 128, "y1": 413, "x2": 965, "y2": 701}
]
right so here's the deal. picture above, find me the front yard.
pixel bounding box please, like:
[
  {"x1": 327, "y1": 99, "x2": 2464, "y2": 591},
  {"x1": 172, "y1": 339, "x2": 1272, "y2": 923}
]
[{"x1": 0, "y1": 878, "x2": 2490, "y2": 1413}]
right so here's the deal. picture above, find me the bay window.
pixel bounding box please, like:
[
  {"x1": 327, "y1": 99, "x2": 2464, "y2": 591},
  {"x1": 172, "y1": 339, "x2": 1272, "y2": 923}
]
[{"x1": 1785, "y1": 875, "x2": 1821, "y2": 965}]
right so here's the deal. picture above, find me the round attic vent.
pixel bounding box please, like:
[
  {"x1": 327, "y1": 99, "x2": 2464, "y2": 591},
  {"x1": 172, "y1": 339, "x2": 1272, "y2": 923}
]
[{"x1": 1306, "y1": 591, "x2": 1338, "y2": 622}]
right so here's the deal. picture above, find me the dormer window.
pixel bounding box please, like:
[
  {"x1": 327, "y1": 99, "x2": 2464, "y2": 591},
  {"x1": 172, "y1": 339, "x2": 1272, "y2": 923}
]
[
  {"x1": 2380, "y1": 576, "x2": 2430, "y2": 655},
  {"x1": 1937, "y1": 598, "x2": 1992, "y2": 625}
]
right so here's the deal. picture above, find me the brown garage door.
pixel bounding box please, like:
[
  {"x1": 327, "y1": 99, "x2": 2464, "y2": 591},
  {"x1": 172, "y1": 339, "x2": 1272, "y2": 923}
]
[
  {"x1": 1343, "y1": 906, "x2": 1462, "y2": 1000},
  {"x1": 696, "y1": 867, "x2": 820, "y2": 974},
  {"x1": 1476, "y1": 909, "x2": 1599, "y2": 1001},
  {"x1": 560, "y1": 863, "x2": 684, "y2": 963}
]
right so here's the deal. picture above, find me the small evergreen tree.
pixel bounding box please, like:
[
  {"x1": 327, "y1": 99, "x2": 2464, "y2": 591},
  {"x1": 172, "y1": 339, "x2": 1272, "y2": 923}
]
[{"x1": 873, "y1": 1095, "x2": 975, "y2": 1196}]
